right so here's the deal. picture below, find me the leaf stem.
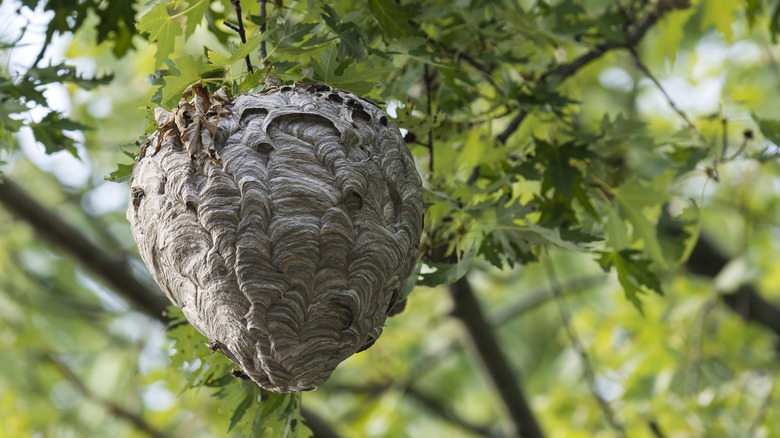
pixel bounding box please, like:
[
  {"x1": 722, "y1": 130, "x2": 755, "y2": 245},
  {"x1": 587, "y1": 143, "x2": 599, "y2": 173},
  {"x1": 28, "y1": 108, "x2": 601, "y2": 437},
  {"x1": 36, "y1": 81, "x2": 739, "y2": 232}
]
[
  {"x1": 684, "y1": 298, "x2": 716, "y2": 395},
  {"x1": 424, "y1": 63, "x2": 434, "y2": 172},
  {"x1": 747, "y1": 377, "x2": 774, "y2": 438},
  {"x1": 170, "y1": 0, "x2": 209, "y2": 19},
  {"x1": 542, "y1": 251, "x2": 627, "y2": 438},
  {"x1": 628, "y1": 47, "x2": 707, "y2": 148}
]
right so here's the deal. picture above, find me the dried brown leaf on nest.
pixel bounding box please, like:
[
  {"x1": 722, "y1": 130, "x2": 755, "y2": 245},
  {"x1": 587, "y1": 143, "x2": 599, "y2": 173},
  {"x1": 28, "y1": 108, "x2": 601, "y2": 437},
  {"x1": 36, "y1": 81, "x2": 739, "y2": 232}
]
[{"x1": 127, "y1": 81, "x2": 423, "y2": 393}]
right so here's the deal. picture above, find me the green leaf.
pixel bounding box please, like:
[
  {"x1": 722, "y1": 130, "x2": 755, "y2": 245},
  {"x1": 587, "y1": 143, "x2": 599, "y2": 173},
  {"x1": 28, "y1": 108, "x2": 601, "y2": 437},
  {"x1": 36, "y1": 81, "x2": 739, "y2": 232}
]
[
  {"x1": 208, "y1": 32, "x2": 264, "y2": 66},
  {"x1": 104, "y1": 163, "x2": 134, "y2": 183},
  {"x1": 310, "y1": 47, "x2": 392, "y2": 94},
  {"x1": 752, "y1": 114, "x2": 780, "y2": 145},
  {"x1": 0, "y1": 99, "x2": 26, "y2": 132},
  {"x1": 236, "y1": 68, "x2": 268, "y2": 93},
  {"x1": 265, "y1": 22, "x2": 318, "y2": 51},
  {"x1": 651, "y1": 6, "x2": 691, "y2": 67},
  {"x1": 367, "y1": 0, "x2": 418, "y2": 38},
  {"x1": 605, "y1": 201, "x2": 630, "y2": 251},
  {"x1": 597, "y1": 250, "x2": 663, "y2": 313},
  {"x1": 418, "y1": 246, "x2": 475, "y2": 287},
  {"x1": 745, "y1": 0, "x2": 761, "y2": 29},
  {"x1": 29, "y1": 112, "x2": 90, "y2": 156},
  {"x1": 181, "y1": 0, "x2": 210, "y2": 38},
  {"x1": 165, "y1": 308, "x2": 208, "y2": 370},
  {"x1": 476, "y1": 199, "x2": 540, "y2": 268},
  {"x1": 701, "y1": 0, "x2": 741, "y2": 42},
  {"x1": 160, "y1": 55, "x2": 213, "y2": 107},
  {"x1": 321, "y1": 5, "x2": 368, "y2": 61},
  {"x1": 228, "y1": 394, "x2": 254, "y2": 432},
  {"x1": 770, "y1": 2, "x2": 780, "y2": 42},
  {"x1": 536, "y1": 138, "x2": 589, "y2": 199},
  {"x1": 137, "y1": 3, "x2": 183, "y2": 68},
  {"x1": 614, "y1": 177, "x2": 669, "y2": 267},
  {"x1": 657, "y1": 199, "x2": 701, "y2": 266},
  {"x1": 525, "y1": 221, "x2": 596, "y2": 251},
  {"x1": 24, "y1": 64, "x2": 114, "y2": 90},
  {"x1": 400, "y1": 261, "x2": 421, "y2": 300}
]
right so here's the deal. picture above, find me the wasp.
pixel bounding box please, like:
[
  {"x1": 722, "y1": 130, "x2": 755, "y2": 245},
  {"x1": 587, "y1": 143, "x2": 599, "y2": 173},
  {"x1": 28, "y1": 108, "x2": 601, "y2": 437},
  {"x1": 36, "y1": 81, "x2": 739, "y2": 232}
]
[{"x1": 131, "y1": 187, "x2": 145, "y2": 209}]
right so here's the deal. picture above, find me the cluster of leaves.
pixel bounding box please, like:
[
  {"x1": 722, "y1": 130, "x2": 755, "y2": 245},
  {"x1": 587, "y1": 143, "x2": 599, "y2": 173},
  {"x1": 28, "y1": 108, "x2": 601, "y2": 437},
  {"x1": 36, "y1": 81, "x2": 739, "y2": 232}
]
[
  {"x1": 0, "y1": 0, "x2": 125, "y2": 165},
  {"x1": 19, "y1": 0, "x2": 136, "y2": 57},
  {"x1": 0, "y1": 64, "x2": 109, "y2": 157},
  {"x1": 165, "y1": 307, "x2": 311, "y2": 437},
  {"x1": 133, "y1": 0, "x2": 396, "y2": 111}
]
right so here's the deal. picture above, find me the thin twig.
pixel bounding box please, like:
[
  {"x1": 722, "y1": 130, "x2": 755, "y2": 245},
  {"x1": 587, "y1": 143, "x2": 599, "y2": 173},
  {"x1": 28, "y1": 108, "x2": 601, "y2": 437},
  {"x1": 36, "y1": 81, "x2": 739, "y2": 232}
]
[
  {"x1": 258, "y1": 0, "x2": 268, "y2": 68},
  {"x1": 230, "y1": 0, "x2": 254, "y2": 73},
  {"x1": 424, "y1": 63, "x2": 434, "y2": 172},
  {"x1": 628, "y1": 47, "x2": 707, "y2": 148},
  {"x1": 428, "y1": 39, "x2": 504, "y2": 94},
  {"x1": 725, "y1": 130, "x2": 752, "y2": 161},
  {"x1": 301, "y1": 407, "x2": 341, "y2": 438},
  {"x1": 492, "y1": 275, "x2": 606, "y2": 325},
  {"x1": 542, "y1": 253, "x2": 626, "y2": 438},
  {"x1": 721, "y1": 117, "x2": 728, "y2": 161},
  {"x1": 43, "y1": 354, "x2": 171, "y2": 438},
  {"x1": 747, "y1": 376, "x2": 774, "y2": 438},
  {"x1": 405, "y1": 386, "x2": 500, "y2": 438},
  {"x1": 685, "y1": 298, "x2": 716, "y2": 395},
  {"x1": 497, "y1": 2, "x2": 683, "y2": 144},
  {"x1": 647, "y1": 420, "x2": 667, "y2": 438}
]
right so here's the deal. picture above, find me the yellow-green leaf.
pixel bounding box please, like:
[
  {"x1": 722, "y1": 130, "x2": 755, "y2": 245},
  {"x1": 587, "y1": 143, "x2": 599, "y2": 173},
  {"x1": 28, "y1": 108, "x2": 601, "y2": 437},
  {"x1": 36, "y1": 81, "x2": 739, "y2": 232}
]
[{"x1": 137, "y1": 3, "x2": 183, "y2": 68}]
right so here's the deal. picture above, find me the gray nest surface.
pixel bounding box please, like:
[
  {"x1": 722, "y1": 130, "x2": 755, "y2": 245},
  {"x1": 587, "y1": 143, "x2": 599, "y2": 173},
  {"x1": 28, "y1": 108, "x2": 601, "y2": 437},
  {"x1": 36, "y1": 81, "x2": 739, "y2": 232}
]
[{"x1": 127, "y1": 82, "x2": 423, "y2": 392}]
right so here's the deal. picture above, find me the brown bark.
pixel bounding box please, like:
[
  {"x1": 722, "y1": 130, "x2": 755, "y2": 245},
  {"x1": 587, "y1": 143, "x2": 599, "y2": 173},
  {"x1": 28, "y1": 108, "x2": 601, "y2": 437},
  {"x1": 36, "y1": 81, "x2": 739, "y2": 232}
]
[{"x1": 450, "y1": 277, "x2": 545, "y2": 438}]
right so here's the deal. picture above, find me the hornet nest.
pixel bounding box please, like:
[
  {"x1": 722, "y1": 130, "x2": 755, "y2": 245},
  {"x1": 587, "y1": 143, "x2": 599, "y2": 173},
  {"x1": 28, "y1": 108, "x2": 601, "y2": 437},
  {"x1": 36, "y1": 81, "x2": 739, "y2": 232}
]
[{"x1": 127, "y1": 81, "x2": 423, "y2": 392}]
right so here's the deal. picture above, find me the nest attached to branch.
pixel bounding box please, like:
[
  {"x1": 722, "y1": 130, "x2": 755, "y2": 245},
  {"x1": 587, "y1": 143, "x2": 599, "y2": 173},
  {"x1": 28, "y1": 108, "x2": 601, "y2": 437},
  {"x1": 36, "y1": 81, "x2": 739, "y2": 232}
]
[{"x1": 127, "y1": 81, "x2": 423, "y2": 392}]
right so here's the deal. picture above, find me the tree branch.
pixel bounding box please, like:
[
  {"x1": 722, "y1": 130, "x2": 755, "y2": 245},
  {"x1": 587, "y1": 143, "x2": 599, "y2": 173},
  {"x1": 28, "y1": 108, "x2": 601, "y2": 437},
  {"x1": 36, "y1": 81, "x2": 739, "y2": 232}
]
[
  {"x1": 301, "y1": 407, "x2": 341, "y2": 438},
  {"x1": 449, "y1": 277, "x2": 545, "y2": 438},
  {"x1": 496, "y1": 2, "x2": 687, "y2": 145},
  {"x1": 686, "y1": 236, "x2": 780, "y2": 337},
  {"x1": 627, "y1": 47, "x2": 706, "y2": 147},
  {"x1": 647, "y1": 420, "x2": 667, "y2": 438},
  {"x1": 0, "y1": 177, "x2": 169, "y2": 320},
  {"x1": 230, "y1": 0, "x2": 254, "y2": 73}
]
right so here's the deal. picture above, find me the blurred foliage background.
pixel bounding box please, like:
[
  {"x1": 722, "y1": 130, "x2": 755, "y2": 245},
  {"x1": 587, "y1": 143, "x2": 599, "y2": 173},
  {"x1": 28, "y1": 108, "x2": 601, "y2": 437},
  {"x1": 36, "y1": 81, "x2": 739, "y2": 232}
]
[{"x1": 1, "y1": 0, "x2": 780, "y2": 437}]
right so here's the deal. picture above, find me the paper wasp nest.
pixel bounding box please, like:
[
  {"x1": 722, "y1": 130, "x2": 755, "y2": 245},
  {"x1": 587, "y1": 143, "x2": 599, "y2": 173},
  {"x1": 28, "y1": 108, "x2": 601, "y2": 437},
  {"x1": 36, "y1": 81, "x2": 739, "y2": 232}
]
[{"x1": 127, "y1": 82, "x2": 422, "y2": 392}]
